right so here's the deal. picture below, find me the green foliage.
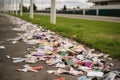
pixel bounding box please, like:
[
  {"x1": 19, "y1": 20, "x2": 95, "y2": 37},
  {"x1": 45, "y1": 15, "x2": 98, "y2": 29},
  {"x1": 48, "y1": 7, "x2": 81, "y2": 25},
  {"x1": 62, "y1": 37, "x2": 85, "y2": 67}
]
[
  {"x1": 28, "y1": 3, "x2": 37, "y2": 12},
  {"x1": 33, "y1": 3, "x2": 37, "y2": 11},
  {"x1": 23, "y1": 6, "x2": 28, "y2": 12},
  {"x1": 19, "y1": 4, "x2": 28, "y2": 12},
  {"x1": 63, "y1": 5, "x2": 67, "y2": 10},
  {"x1": 11, "y1": 14, "x2": 120, "y2": 59}
]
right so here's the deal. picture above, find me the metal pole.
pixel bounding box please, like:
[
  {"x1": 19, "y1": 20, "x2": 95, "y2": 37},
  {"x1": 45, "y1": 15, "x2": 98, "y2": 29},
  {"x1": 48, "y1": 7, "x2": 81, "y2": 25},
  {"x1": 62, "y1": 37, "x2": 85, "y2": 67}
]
[
  {"x1": 50, "y1": 0, "x2": 56, "y2": 24},
  {"x1": 30, "y1": 0, "x2": 33, "y2": 19},
  {"x1": 0, "y1": 0, "x2": 3, "y2": 12},
  {"x1": 1, "y1": 0, "x2": 4, "y2": 12},
  {"x1": 16, "y1": 0, "x2": 18, "y2": 15},
  {"x1": 10, "y1": 0, "x2": 12, "y2": 13},
  {"x1": 83, "y1": 9, "x2": 86, "y2": 15},
  {"x1": 5, "y1": 0, "x2": 9, "y2": 12},
  {"x1": 4, "y1": 0, "x2": 7, "y2": 12},
  {"x1": 3, "y1": 0, "x2": 5, "y2": 12},
  {"x1": 20, "y1": 0, "x2": 23, "y2": 16},
  {"x1": 96, "y1": 9, "x2": 99, "y2": 16},
  {"x1": 12, "y1": 0, "x2": 15, "y2": 14},
  {"x1": 5, "y1": 0, "x2": 8, "y2": 12},
  {"x1": 9, "y1": 0, "x2": 11, "y2": 13},
  {"x1": 0, "y1": 0, "x2": 2, "y2": 12}
]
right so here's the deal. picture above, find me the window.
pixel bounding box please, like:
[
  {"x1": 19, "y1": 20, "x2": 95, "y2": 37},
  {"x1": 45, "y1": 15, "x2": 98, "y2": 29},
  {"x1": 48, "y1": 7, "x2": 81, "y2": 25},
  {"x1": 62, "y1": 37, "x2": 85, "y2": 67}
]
[{"x1": 101, "y1": 2, "x2": 108, "y2": 5}]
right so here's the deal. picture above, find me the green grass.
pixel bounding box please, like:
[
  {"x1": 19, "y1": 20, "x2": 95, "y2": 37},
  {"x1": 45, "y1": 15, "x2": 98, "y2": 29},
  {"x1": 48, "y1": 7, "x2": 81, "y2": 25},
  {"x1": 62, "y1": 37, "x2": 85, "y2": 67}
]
[{"x1": 11, "y1": 13, "x2": 120, "y2": 59}]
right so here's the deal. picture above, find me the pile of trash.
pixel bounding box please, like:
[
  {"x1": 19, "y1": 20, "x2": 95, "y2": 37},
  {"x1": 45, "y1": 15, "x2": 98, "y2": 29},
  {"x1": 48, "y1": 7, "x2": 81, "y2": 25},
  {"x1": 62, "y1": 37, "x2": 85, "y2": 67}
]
[{"x1": 8, "y1": 16, "x2": 120, "y2": 80}]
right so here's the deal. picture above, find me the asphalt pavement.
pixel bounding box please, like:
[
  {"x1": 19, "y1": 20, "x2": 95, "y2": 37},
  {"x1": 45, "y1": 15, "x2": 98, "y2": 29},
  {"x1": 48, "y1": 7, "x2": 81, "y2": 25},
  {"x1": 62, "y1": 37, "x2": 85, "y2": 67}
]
[
  {"x1": 39, "y1": 13, "x2": 120, "y2": 23},
  {"x1": 0, "y1": 13, "x2": 80, "y2": 80},
  {"x1": 0, "y1": 13, "x2": 120, "y2": 80}
]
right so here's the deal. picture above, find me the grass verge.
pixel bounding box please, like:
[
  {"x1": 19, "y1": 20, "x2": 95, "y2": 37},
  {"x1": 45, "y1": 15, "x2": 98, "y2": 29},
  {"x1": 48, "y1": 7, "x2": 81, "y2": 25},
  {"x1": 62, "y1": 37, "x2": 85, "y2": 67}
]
[{"x1": 11, "y1": 13, "x2": 120, "y2": 59}]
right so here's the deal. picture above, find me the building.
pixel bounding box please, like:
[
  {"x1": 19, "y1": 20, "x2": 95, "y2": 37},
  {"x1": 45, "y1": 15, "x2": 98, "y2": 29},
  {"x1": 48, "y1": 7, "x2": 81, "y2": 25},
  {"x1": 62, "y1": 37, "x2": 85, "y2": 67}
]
[
  {"x1": 87, "y1": 0, "x2": 120, "y2": 17},
  {"x1": 88, "y1": 0, "x2": 120, "y2": 9}
]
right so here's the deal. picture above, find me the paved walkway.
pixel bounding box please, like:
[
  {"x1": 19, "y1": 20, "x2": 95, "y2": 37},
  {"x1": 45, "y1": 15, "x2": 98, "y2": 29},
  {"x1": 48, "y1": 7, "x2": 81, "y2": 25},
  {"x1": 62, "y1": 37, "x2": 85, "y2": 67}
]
[
  {"x1": 0, "y1": 13, "x2": 79, "y2": 80},
  {"x1": 39, "y1": 13, "x2": 120, "y2": 23},
  {"x1": 0, "y1": 14, "x2": 32, "y2": 80},
  {"x1": 0, "y1": 13, "x2": 120, "y2": 80}
]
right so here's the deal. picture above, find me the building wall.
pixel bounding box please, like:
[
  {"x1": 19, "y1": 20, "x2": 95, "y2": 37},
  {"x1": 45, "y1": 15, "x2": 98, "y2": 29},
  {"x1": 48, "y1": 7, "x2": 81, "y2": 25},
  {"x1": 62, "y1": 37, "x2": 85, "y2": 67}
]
[
  {"x1": 99, "y1": 9, "x2": 120, "y2": 17},
  {"x1": 56, "y1": 9, "x2": 120, "y2": 17},
  {"x1": 95, "y1": 1, "x2": 120, "y2": 6},
  {"x1": 87, "y1": 0, "x2": 120, "y2": 17},
  {"x1": 108, "y1": 1, "x2": 120, "y2": 5},
  {"x1": 89, "y1": 0, "x2": 120, "y2": 9},
  {"x1": 88, "y1": 0, "x2": 118, "y2": 2},
  {"x1": 90, "y1": 5, "x2": 120, "y2": 9}
]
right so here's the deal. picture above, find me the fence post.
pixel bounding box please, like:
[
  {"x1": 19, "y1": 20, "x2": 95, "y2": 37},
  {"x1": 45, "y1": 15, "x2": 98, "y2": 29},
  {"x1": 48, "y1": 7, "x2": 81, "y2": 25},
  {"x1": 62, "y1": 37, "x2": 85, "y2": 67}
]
[
  {"x1": 30, "y1": 0, "x2": 34, "y2": 19},
  {"x1": 20, "y1": 0, "x2": 23, "y2": 16},
  {"x1": 50, "y1": 0, "x2": 56, "y2": 24},
  {"x1": 83, "y1": 9, "x2": 86, "y2": 15}
]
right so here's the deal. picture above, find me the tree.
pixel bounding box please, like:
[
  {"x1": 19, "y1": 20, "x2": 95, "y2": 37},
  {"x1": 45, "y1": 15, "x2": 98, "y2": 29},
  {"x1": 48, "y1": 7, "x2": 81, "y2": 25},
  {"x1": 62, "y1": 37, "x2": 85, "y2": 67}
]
[
  {"x1": 28, "y1": 3, "x2": 37, "y2": 12},
  {"x1": 45, "y1": 7, "x2": 51, "y2": 11},
  {"x1": 76, "y1": 6, "x2": 80, "y2": 10},
  {"x1": 33, "y1": 3, "x2": 37, "y2": 11},
  {"x1": 19, "y1": 4, "x2": 28, "y2": 12},
  {"x1": 63, "y1": 5, "x2": 67, "y2": 10},
  {"x1": 23, "y1": 6, "x2": 28, "y2": 12},
  {"x1": 73, "y1": 7, "x2": 76, "y2": 10}
]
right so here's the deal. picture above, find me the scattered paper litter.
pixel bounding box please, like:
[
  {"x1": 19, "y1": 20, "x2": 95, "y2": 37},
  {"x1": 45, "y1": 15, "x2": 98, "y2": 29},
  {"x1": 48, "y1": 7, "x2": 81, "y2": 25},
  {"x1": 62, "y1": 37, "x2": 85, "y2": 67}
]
[
  {"x1": 0, "y1": 45, "x2": 5, "y2": 49},
  {"x1": 54, "y1": 78, "x2": 65, "y2": 80},
  {"x1": 77, "y1": 76, "x2": 90, "y2": 80},
  {"x1": 47, "y1": 70, "x2": 56, "y2": 74},
  {"x1": 56, "y1": 63, "x2": 66, "y2": 68},
  {"x1": 69, "y1": 67, "x2": 83, "y2": 76},
  {"x1": 87, "y1": 71, "x2": 104, "y2": 77},
  {"x1": 17, "y1": 64, "x2": 44, "y2": 72},
  {"x1": 12, "y1": 57, "x2": 26, "y2": 63},
  {"x1": 6, "y1": 15, "x2": 117, "y2": 79},
  {"x1": 12, "y1": 41, "x2": 18, "y2": 44},
  {"x1": 6, "y1": 55, "x2": 11, "y2": 58}
]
